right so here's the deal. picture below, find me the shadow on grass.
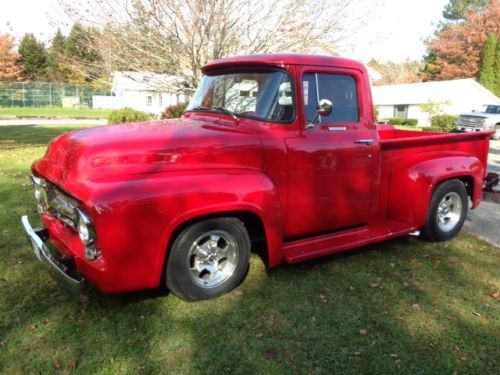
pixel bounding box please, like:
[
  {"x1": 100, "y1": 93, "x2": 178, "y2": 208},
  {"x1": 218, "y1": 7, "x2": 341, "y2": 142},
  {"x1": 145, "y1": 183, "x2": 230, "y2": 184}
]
[
  {"x1": 0, "y1": 125, "x2": 97, "y2": 147},
  {"x1": 1, "y1": 232, "x2": 498, "y2": 373}
]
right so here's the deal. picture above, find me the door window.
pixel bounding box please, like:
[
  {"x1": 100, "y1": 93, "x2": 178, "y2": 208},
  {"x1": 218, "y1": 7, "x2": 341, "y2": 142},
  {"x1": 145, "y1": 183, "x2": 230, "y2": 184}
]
[{"x1": 303, "y1": 74, "x2": 359, "y2": 123}]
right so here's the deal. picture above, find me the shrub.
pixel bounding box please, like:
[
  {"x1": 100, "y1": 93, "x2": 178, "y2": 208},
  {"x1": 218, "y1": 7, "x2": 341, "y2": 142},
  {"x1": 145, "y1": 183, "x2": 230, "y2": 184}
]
[
  {"x1": 420, "y1": 126, "x2": 444, "y2": 133},
  {"x1": 108, "y1": 107, "x2": 154, "y2": 125},
  {"x1": 161, "y1": 103, "x2": 188, "y2": 119},
  {"x1": 387, "y1": 118, "x2": 418, "y2": 126},
  {"x1": 430, "y1": 114, "x2": 458, "y2": 132}
]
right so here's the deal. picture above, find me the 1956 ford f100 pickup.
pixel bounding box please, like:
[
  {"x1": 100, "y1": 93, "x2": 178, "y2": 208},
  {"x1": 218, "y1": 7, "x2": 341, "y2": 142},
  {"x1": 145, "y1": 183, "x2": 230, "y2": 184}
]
[{"x1": 22, "y1": 54, "x2": 495, "y2": 301}]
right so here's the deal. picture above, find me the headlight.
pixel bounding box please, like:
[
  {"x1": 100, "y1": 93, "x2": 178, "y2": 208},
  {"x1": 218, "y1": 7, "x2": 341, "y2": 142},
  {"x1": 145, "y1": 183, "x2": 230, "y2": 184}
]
[
  {"x1": 32, "y1": 176, "x2": 48, "y2": 213},
  {"x1": 75, "y1": 208, "x2": 101, "y2": 261}
]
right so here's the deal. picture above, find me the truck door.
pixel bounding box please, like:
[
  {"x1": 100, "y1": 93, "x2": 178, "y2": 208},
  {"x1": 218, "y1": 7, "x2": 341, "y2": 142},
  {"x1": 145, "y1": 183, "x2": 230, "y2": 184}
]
[{"x1": 285, "y1": 68, "x2": 380, "y2": 238}]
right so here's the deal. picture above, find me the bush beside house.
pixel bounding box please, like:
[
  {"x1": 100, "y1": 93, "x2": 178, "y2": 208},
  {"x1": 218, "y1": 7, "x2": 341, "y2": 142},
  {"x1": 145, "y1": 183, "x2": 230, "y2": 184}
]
[{"x1": 108, "y1": 107, "x2": 154, "y2": 124}]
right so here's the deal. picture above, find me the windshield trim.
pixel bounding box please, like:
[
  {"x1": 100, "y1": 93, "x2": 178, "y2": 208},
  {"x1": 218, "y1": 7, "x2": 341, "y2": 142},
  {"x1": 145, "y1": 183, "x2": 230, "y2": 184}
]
[{"x1": 185, "y1": 67, "x2": 296, "y2": 125}]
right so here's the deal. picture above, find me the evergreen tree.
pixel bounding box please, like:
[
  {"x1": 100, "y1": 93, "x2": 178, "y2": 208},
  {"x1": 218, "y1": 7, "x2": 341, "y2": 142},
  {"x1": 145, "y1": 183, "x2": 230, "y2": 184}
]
[
  {"x1": 479, "y1": 34, "x2": 497, "y2": 93},
  {"x1": 443, "y1": 0, "x2": 489, "y2": 20},
  {"x1": 46, "y1": 29, "x2": 67, "y2": 82},
  {"x1": 64, "y1": 23, "x2": 103, "y2": 83},
  {"x1": 18, "y1": 34, "x2": 48, "y2": 80},
  {"x1": 494, "y1": 39, "x2": 500, "y2": 97}
]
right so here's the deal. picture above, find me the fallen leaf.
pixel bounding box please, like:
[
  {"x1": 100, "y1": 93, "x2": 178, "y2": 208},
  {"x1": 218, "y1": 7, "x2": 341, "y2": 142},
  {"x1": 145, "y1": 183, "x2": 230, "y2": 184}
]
[
  {"x1": 371, "y1": 283, "x2": 380, "y2": 288},
  {"x1": 472, "y1": 312, "x2": 481, "y2": 317},
  {"x1": 389, "y1": 353, "x2": 398, "y2": 358},
  {"x1": 412, "y1": 303, "x2": 421, "y2": 312},
  {"x1": 0, "y1": 339, "x2": 7, "y2": 348},
  {"x1": 72, "y1": 360, "x2": 78, "y2": 369},
  {"x1": 491, "y1": 291, "x2": 499, "y2": 299},
  {"x1": 359, "y1": 329, "x2": 368, "y2": 336},
  {"x1": 54, "y1": 361, "x2": 62, "y2": 369},
  {"x1": 256, "y1": 333, "x2": 263, "y2": 338},
  {"x1": 354, "y1": 352, "x2": 361, "y2": 356},
  {"x1": 234, "y1": 290, "x2": 244, "y2": 297},
  {"x1": 395, "y1": 359, "x2": 402, "y2": 365}
]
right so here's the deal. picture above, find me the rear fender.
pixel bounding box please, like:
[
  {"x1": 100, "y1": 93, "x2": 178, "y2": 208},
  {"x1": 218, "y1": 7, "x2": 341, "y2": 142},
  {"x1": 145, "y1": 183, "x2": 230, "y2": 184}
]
[{"x1": 388, "y1": 156, "x2": 483, "y2": 226}]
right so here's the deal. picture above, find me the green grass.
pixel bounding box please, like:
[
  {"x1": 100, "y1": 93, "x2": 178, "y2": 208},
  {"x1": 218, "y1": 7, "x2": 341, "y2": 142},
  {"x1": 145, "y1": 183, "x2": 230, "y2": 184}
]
[
  {"x1": 0, "y1": 107, "x2": 113, "y2": 119},
  {"x1": 0, "y1": 125, "x2": 499, "y2": 373}
]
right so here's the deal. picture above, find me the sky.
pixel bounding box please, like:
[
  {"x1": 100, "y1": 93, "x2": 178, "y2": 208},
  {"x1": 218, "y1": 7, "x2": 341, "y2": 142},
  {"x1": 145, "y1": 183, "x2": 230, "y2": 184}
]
[{"x1": 0, "y1": 0, "x2": 449, "y2": 63}]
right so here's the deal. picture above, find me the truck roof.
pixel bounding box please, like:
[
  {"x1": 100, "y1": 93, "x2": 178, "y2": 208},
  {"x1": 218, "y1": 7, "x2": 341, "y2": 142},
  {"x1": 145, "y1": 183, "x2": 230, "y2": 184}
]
[{"x1": 202, "y1": 54, "x2": 366, "y2": 73}]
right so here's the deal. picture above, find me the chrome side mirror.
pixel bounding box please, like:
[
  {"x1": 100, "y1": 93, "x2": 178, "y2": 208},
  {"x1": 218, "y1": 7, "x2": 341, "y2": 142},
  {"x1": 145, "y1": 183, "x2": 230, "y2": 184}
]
[{"x1": 307, "y1": 99, "x2": 333, "y2": 129}]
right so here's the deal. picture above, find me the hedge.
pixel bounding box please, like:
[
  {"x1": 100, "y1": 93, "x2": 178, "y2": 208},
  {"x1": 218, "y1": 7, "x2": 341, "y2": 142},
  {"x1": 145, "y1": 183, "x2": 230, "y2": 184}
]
[
  {"x1": 387, "y1": 117, "x2": 419, "y2": 126},
  {"x1": 161, "y1": 103, "x2": 188, "y2": 119},
  {"x1": 430, "y1": 115, "x2": 458, "y2": 132},
  {"x1": 108, "y1": 107, "x2": 154, "y2": 124}
]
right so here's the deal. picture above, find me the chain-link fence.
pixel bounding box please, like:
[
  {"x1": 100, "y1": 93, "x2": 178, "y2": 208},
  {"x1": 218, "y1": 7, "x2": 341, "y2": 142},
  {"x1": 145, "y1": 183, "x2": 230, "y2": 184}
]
[{"x1": 0, "y1": 82, "x2": 112, "y2": 108}]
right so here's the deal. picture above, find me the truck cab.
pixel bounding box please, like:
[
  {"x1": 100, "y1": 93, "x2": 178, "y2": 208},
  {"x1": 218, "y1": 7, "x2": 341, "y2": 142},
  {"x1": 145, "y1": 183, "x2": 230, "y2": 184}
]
[{"x1": 22, "y1": 55, "x2": 493, "y2": 301}]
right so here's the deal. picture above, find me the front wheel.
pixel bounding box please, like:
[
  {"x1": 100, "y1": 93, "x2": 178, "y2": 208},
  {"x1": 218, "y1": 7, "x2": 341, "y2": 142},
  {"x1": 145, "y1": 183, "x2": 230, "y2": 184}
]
[
  {"x1": 166, "y1": 217, "x2": 250, "y2": 301},
  {"x1": 421, "y1": 179, "x2": 468, "y2": 242}
]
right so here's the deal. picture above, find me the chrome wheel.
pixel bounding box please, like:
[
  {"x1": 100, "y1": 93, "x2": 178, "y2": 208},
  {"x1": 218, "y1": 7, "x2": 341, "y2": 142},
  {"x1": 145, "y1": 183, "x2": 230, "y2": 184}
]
[
  {"x1": 436, "y1": 192, "x2": 462, "y2": 232},
  {"x1": 187, "y1": 230, "x2": 238, "y2": 288}
]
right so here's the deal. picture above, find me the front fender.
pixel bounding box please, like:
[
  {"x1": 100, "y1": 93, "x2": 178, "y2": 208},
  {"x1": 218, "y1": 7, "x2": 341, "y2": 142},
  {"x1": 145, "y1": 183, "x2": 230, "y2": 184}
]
[
  {"x1": 388, "y1": 155, "x2": 484, "y2": 227},
  {"x1": 85, "y1": 169, "x2": 283, "y2": 293}
]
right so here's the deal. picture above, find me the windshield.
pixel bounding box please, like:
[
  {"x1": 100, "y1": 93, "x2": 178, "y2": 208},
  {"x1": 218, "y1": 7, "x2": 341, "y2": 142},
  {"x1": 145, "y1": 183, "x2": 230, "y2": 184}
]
[
  {"x1": 484, "y1": 105, "x2": 500, "y2": 114},
  {"x1": 187, "y1": 70, "x2": 294, "y2": 123}
]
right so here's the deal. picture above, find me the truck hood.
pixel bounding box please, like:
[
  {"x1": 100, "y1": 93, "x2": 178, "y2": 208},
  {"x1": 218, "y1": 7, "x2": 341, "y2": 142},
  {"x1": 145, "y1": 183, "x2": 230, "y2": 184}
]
[{"x1": 33, "y1": 118, "x2": 264, "y2": 198}]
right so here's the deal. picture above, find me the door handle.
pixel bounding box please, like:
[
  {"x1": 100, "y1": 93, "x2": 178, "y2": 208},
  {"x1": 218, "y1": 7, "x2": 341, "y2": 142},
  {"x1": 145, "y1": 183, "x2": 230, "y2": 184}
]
[{"x1": 354, "y1": 139, "x2": 374, "y2": 145}]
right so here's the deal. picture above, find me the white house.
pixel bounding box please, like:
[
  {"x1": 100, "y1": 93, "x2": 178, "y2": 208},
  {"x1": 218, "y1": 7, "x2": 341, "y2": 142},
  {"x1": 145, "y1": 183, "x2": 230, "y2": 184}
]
[
  {"x1": 93, "y1": 71, "x2": 192, "y2": 115},
  {"x1": 372, "y1": 79, "x2": 500, "y2": 126}
]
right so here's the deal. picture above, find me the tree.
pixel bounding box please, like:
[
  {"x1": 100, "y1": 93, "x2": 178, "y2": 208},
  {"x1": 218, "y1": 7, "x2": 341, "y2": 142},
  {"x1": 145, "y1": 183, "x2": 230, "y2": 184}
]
[
  {"x1": 56, "y1": 0, "x2": 375, "y2": 87},
  {"x1": 420, "y1": 100, "x2": 451, "y2": 123},
  {"x1": 422, "y1": 0, "x2": 500, "y2": 81},
  {"x1": 46, "y1": 29, "x2": 67, "y2": 82},
  {"x1": 479, "y1": 33, "x2": 497, "y2": 92},
  {"x1": 494, "y1": 38, "x2": 500, "y2": 96},
  {"x1": 368, "y1": 59, "x2": 422, "y2": 85},
  {"x1": 62, "y1": 23, "x2": 104, "y2": 84},
  {"x1": 0, "y1": 34, "x2": 24, "y2": 81},
  {"x1": 18, "y1": 34, "x2": 49, "y2": 80},
  {"x1": 443, "y1": 0, "x2": 489, "y2": 20}
]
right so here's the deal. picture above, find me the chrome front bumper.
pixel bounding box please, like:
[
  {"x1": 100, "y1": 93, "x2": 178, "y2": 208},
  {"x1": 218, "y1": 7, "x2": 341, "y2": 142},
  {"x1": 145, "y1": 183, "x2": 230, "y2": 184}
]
[{"x1": 21, "y1": 215, "x2": 85, "y2": 296}]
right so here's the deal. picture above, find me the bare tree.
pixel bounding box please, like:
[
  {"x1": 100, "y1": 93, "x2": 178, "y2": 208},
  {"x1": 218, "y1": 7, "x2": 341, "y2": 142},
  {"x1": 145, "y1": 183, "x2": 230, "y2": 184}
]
[{"x1": 55, "y1": 0, "x2": 375, "y2": 87}]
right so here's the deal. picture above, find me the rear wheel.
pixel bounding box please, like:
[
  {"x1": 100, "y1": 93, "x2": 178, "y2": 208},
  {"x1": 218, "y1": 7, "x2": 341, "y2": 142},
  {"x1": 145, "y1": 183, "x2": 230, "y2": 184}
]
[
  {"x1": 166, "y1": 217, "x2": 250, "y2": 301},
  {"x1": 421, "y1": 179, "x2": 468, "y2": 241}
]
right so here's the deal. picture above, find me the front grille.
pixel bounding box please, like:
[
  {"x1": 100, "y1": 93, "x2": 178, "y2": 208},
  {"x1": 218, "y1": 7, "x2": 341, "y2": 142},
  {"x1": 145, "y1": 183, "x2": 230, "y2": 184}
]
[{"x1": 458, "y1": 116, "x2": 486, "y2": 127}]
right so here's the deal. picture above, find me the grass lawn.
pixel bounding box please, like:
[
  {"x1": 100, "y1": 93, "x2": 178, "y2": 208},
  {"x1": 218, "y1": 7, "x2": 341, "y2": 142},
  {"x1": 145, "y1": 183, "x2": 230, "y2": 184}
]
[
  {"x1": 0, "y1": 107, "x2": 113, "y2": 119},
  {"x1": 0, "y1": 125, "x2": 499, "y2": 373}
]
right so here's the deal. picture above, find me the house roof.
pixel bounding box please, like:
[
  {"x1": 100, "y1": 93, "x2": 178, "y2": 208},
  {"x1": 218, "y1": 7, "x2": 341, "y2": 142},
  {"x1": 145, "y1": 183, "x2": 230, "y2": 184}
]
[
  {"x1": 372, "y1": 78, "x2": 500, "y2": 106},
  {"x1": 112, "y1": 71, "x2": 186, "y2": 92}
]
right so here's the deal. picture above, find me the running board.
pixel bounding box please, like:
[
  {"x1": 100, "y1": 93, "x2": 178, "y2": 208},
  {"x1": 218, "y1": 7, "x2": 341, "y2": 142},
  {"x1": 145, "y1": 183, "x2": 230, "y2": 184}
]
[{"x1": 283, "y1": 220, "x2": 416, "y2": 263}]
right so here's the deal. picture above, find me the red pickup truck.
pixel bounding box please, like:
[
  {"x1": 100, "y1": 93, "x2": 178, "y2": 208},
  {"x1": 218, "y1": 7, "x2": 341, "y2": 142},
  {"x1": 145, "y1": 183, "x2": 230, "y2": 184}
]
[{"x1": 22, "y1": 54, "x2": 494, "y2": 301}]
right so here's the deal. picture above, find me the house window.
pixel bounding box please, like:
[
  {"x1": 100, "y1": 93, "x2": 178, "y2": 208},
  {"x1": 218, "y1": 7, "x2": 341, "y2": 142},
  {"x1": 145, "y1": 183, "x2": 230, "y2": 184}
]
[
  {"x1": 146, "y1": 96, "x2": 152, "y2": 106},
  {"x1": 394, "y1": 104, "x2": 409, "y2": 118}
]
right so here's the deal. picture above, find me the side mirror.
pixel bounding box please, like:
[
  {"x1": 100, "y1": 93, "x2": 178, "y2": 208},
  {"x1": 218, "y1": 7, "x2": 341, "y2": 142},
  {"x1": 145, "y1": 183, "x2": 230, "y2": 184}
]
[{"x1": 307, "y1": 99, "x2": 333, "y2": 129}]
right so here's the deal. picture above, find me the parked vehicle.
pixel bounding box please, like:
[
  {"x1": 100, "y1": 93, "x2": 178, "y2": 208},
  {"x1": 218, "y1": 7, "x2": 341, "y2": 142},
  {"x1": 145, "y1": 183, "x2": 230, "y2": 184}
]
[
  {"x1": 22, "y1": 55, "x2": 496, "y2": 301},
  {"x1": 456, "y1": 104, "x2": 500, "y2": 140}
]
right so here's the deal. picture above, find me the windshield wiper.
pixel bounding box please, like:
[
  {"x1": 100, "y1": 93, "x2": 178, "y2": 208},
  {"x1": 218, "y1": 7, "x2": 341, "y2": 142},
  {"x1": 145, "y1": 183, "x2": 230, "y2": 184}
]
[{"x1": 211, "y1": 106, "x2": 239, "y2": 121}]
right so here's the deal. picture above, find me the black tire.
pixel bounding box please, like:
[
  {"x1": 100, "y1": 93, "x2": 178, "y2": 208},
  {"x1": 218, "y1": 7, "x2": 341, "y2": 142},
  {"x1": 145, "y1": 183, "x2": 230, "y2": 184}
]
[
  {"x1": 166, "y1": 217, "x2": 250, "y2": 301},
  {"x1": 421, "y1": 179, "x2": 468, "y2": 242}
]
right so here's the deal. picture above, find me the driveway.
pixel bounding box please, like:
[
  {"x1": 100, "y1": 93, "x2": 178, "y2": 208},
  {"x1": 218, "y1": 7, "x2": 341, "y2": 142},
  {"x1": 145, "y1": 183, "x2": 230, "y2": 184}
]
[{"x1": 464, "y1": 139, "x2": 500, "y2": 247}]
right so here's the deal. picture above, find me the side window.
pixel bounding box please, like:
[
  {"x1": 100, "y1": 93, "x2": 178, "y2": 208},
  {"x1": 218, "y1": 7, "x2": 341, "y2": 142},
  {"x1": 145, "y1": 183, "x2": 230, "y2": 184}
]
[{"x1": 303, "y1": 73, "x2": 359, "y2": 123}]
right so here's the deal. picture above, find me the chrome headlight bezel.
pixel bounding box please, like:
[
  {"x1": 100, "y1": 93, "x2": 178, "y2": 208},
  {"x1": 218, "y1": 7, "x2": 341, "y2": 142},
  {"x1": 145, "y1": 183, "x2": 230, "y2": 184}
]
[
  {"x1": 32, "y1": 176, "x2": 49, "y2": 213},
  {"x1": 75, "y1": 207, "x2": 101, "y2": 261}
]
